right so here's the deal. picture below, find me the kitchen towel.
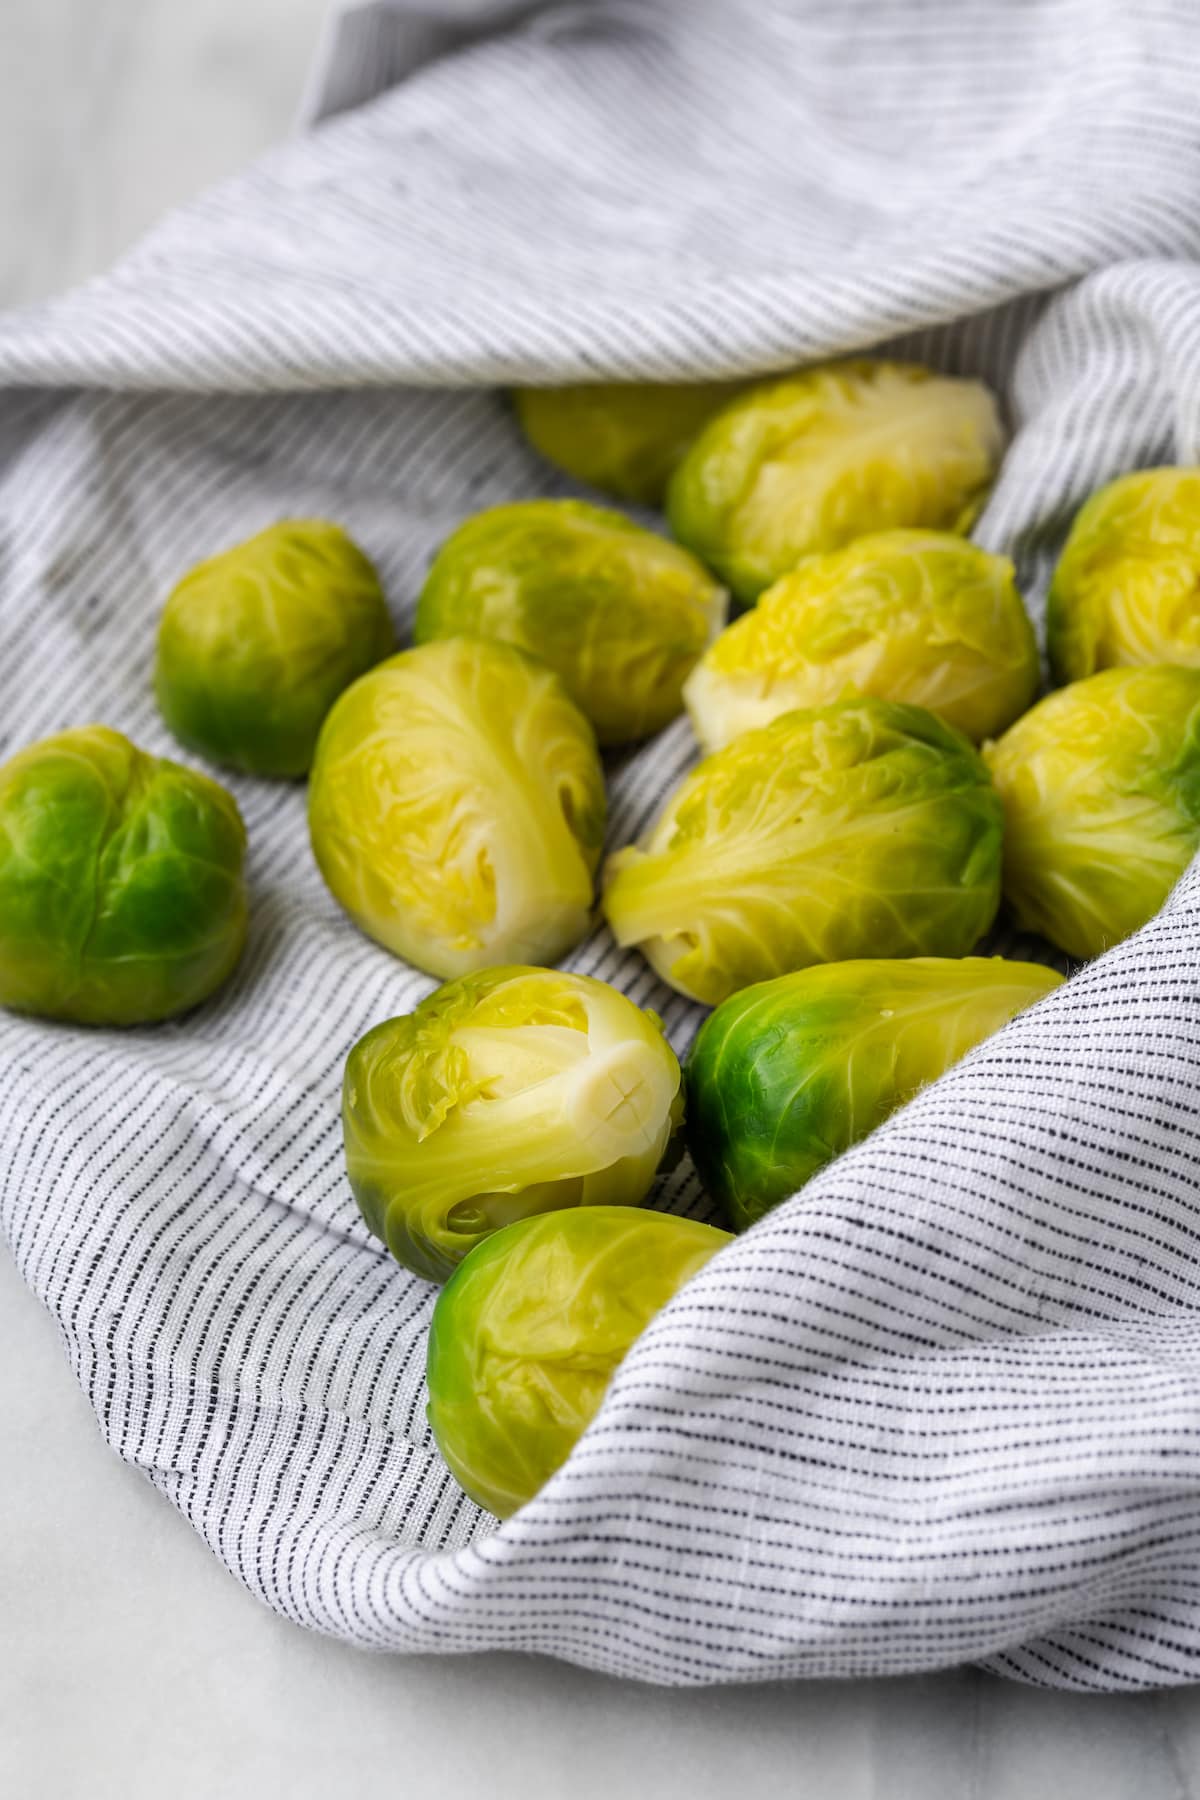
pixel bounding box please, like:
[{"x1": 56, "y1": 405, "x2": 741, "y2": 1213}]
[{"x1": 3, "y1": 0, "x2": 1200, "y2": 1689}]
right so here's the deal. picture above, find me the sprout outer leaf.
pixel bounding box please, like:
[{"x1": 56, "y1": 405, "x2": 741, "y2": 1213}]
[
  {"x1": 686, "y1": 956, "x2": 1064, "y2": 1230},
  {"x1": 309, "y1": 638, "x2": 606, "y2": 979},
  {"x1": 415, "y1": 500, "x2": 727, "y2": 747},
  {"x1": 603, "y1": 696, "x2": 1004, "y2": 1005},
  {"x1": 426, "y1": 1206, "x2": 730, "y2": 1516},
  {"x1": 1047, "y1": 468, "x2": 1200, "y2": 685},
  {"x1": 512, "y1": 380, "x2": 751, "y2": 505},
  {"x1": 685, "y1": 529, "x2": 1037, "y2": 751},
  {"x1": 343, "y1": 965, "x2": 684, "y2": 1281},
  {"x1": 0, "y1": 725, "x2": 248, "y2": 1025},
  {"x1": 984, "y1": 665, "x2": 1200, "y2": 959},
  {"x1": 667, "y1": 360, "x2": 1005, "y2": 604},
  {"x1": 155, "y1": 519, "x2": 395, "y2": 778}
]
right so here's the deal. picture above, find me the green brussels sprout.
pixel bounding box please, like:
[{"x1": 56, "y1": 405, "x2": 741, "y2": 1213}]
[
  {"x1": 344, "y1": 965, "x2": 683, "y2": 1281},
  {"x1": 308, "y1": 638, "x2": 605, "y2": 979},
  {"x1": 1047, "y1": 468, "x2": 1200, "y2": 685},
  {"x1": 0, "y1": 725, "x2": 247, "y2": 1025},
  {"x1": 426, "y1": 1206, "x2": 731, "y2": 1515},
  {"x1": 667, "y1": 360, "x2": 1005, "y2": 604},
  {"x1": 685, "y1": 529, "x2": 1038, "y2": 753},
  {"x1": 984, "y1": 666, "x2": 1200, "y2": 960},
  {"x1": 512, "y1": 379, "x2": 751, "y2": 506},
  {"x1": 155, "y1": 519, "x2": 395, "y2": 777},
  {"x1": 414, "y1": 500, "x2": 727, "y2": 747},
  {"x1": 686, "y1": 956, "x2": 1063, "y2": 1231},
  {"x1": 603, "y1": 697, "x2": 1003, "y2": 1006}
]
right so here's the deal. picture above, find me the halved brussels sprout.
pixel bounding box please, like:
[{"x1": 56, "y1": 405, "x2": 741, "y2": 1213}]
[
  {"x1": 426, "y1": 1206, "x2": 731, "y2": 1515},
  {"x1": 603, "y1": 697, "x2": 1003, "y2": 1005},
  {"x1": 343, "y1": 965, "x2": 684, "y2": 1282},
  {"x1": 155, "y1": 519, "x2": 395, "y2": 777},
  {"x1": 0, "y1": 726, "x2": 247, "y2": 1025},
  {"x1": 667, "y1": 360, "x2": 1005, "y2": 604},
  {"x1": 685, "y1": 529, "x2": 1038, "y2": 753},
  {"x1": 512, "y1": 379, "x2": 751, "y2": 506},
  {"x1": 308, "y1": 638, "x2": 605, "y2": 979},
  {"x1": 984, "y1": 666, "x2": 1200, "y2": 960},
  {"x1": 414, "y1": 500, "x2": 727, "y2": 747},
  {"x1": 1047, "y1": 468, "x2": 1200, "y2": 684},
  {"x1": 686, "y1": 956, "x2": 1063, "y2": 1231}
]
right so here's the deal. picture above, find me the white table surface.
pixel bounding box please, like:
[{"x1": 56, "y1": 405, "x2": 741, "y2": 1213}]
[{"x1": 3, "y1": 6, "x2": 1200, "y2": 1794}]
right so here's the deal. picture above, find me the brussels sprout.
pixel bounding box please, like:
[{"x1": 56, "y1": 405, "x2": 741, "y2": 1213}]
[
  {"x1": 1047, "y1": 468, "x2": 1200, "y2": 685},
  {"x1": 426, "y1": 1206, "x2": 730, "y2": 1515},
  {"x1": 512, "y1": 379, "x2": 750, "y2": 506},
  {"x1": 155, "y1": 520, "x2": 395, "y2": 779},
  {"x1": 685, "y1": 529, "x2": 1038, "y2": 753},
  {"x1": 603, "y1": 697, "x2": 1002, "y2": 1006},
  {"x1": 984, "y1": 666, "x2": 1200, "y2": 960},
  {"x1": 667, "y1": 360, "x2": 1005, "y2": 604},
  {"x1": 308, "y1": 638, "x2": 605, "y2": 979},
  {"x1": 344, "y1": 965, "x2": 683, "y2": 1281},
  {"x1": 0, "y1": 726, "x2": 247, "y2": 1026},
  {"x1": 414, "y1": 500, "x2": 727, "y2": 747},
  {"x1": 686, "y1": 956, "x2": 1063, "y2": 1230}
]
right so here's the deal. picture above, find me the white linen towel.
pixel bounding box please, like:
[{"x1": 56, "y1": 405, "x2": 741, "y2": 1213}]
[{"x1": 3, "y1": 0, "x2": 1200, "y2": 1688}]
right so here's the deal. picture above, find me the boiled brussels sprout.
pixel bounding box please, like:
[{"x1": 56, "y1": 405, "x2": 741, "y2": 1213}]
[
  {"x1": 985, "y1": 666, "x2": 1200, "y2": 960},
  {"x1": 667, "y1": 360, "x2": 1005, "y2": 604},
  {"x1": 155, "y1": 519, "x2": 395, "y2": 777},
  {"x1": 308, "y1": 638, "x2": 605, "y2": 979},
  {"x1": 426, "y1": 1206, "x2": 730, "y2": 1515},
  {"x1": 685, "y1": 530, "x2": 1038, "y2": 753},
  {"x1": 603, "y1": 697, "x2": 1003, "y2": 1005},
  {"x1": 343, "y1": 966, "x2": 684, "y2": 1282},
  {"x1": 0, "y1": 726, "x2": 247, "y2": 1025},
  {"x1": 1047, "y1": 468, "x2": 1200, "y2": 684},
  {"x1": 414, "y1": 500, "x2": 727, "y2": 747},
  {"x1": 686, "y1": 956, "x2": 1063, "y2": 1231},
  {"x1": 512, "y1": 379, "x2": 750, "y2": 506}
]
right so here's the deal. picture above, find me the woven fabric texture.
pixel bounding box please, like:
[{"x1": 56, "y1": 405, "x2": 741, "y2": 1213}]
[{"x1": 3, "y1": 0, "x2": 1200, "y2": 1688}]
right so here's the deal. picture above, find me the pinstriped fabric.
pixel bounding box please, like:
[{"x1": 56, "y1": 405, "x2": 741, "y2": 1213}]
[{"x1": 4, "y1": 0, "x2": 1200, "y2": 1688}]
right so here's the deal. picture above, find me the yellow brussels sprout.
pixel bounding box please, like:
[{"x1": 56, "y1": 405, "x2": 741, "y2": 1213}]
[
  {"x1": 0, "y1": 726, "x2": 247, "y2": 1025},
  {"x1": 512, "y1": 379, "x2": 751, "y2": 505},
  {"x1": 427, "y1": 1207, "x2": 731, "y2": 1516},
  {"x1": 308, "y1": 638, "x2": 605, "y2": 978},
  {"x1": 1047, "y1": 468, "x2": 1200, "y2": 684},
  {"x1": 685, "y1": 529, "x2": 1038, "y2": 752},
  {"x1": 667, "y1": 360, "x2": 1005, "y2": 603},
  {"x1": 155, "y1": 520, "x2": 395, "y2": 777},
  {"x1": 343, "y1": 966, "x2": 683, "y2": 1281},
  {"x1": 414, "y1": 500, "x2": 727, "y2": 746},
  {"x1": 603, "y1": 697, "x2": 1003, "y2": 1005},
  {"x1": 985, "y1": 666, "x2": 1200, "y2": 960}
]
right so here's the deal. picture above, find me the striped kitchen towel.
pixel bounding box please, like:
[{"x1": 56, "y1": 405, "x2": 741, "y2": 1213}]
[{"x1": 3, "y1": 0, "x2": 1200, "y2": 1689}]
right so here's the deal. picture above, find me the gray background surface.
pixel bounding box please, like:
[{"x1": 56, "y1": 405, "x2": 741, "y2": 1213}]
[{"x1": 1, "y1": 4, "x2": 1198, "y2": 1793}]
